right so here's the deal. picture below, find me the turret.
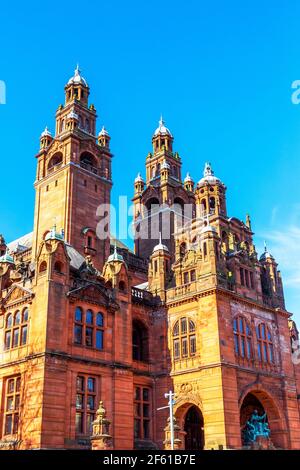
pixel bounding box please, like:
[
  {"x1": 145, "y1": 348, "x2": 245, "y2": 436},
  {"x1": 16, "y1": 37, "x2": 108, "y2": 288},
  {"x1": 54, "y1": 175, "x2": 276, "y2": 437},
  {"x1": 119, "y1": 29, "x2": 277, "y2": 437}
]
[
  {"x1": 39, "y1": 127, "x2": 53, "y2": 150},
  {"x1": 195, "y1": 162, "x2": 227, "y2": 217},
  {"x1": 0, "y1": 234, "x2": 7, "y2": 256},
  {"x1": 98, "y1": 126, "x2": 110, "y2": 149},
  {"x1": 260, "y1": 242, "x2": 285, "y2": 309},
  {"x1": 148, "y1": 233, "x2": 171, "y2": 301}
]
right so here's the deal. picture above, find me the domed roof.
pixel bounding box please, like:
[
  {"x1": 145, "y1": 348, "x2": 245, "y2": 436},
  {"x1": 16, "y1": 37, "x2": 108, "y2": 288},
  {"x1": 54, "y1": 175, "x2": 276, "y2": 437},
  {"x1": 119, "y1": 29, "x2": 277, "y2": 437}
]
[
  {"x1": 0, "y1": 251, "x2": 14, "y2": 264},
  {"x1": 198, "y1": 162, "x2": 223, "y2": 187},
  {"x1": 134, "y1": 172, "x2": 144, "y2": 183},
  {"x1": 107, "y1": 242, "x2": 124, "y2": 263},
  {"x1": 153, "y1": 233, "x2": 169, "y2": 253},
  {"x1": 184, "y1": 172, "x2": 194, "y2": 183},
  {"x1": 67, "y1": 109, "x2": 79, "y2": 120},
  {"x1": 67, "y1": 65, "x2": 88, "y2": 87},
  {"x1": 260, "y1": 242, "x2": 275, "y2": 261},
  {"x1": 153, "y1": 116, "x2": 173, "y2": 137},
  {"x1": 40, "y1": 126, "x2": 52, "y2": 138},
  {"x1": 161, "y1": 160, "x2": 170, "y2": 170},
  {"x1": 98, "y1": 126, "x2": 109, "y2": 137},
  {"x1": 45, "y1": 226, "x2": 64, "y2": 242},
  {"x1": 201, "y1": 224, "x2": 217, "y2": 235}
]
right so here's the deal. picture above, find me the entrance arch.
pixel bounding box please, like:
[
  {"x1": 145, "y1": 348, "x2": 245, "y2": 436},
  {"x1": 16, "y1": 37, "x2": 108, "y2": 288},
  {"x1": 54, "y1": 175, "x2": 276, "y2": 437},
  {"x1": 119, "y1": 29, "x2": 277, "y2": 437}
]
[
  {"x1": 184, "y1": 405, "x2": 204, "y2": 450},
  {"x1": 240, "y1": 388, "x2": 287, "y2": 449}
]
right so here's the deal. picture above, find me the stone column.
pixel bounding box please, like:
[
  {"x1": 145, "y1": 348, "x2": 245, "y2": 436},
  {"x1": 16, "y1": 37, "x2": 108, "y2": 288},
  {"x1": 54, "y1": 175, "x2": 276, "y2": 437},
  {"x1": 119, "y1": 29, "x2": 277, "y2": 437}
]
[{"x1": 90, "y1": 400, "x2": 113, "y2": 450}]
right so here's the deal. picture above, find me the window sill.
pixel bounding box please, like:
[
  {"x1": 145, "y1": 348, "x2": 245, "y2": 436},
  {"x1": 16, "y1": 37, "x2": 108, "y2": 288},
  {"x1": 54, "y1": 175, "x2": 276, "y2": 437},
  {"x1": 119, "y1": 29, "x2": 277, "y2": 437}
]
[{"x1": 73, "y1": 343, "x2": 104, "y2": 352}]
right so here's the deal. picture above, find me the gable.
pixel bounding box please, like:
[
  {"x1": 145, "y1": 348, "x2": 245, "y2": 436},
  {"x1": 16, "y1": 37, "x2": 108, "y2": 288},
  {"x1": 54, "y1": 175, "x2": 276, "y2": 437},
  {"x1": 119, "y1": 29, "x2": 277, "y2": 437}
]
[
  {"x1": 67, "y1": 283, "x2": 119, "y2": 311},
  {"x1": 3, "y1": 284, "x2": 34, "y2": 307}
]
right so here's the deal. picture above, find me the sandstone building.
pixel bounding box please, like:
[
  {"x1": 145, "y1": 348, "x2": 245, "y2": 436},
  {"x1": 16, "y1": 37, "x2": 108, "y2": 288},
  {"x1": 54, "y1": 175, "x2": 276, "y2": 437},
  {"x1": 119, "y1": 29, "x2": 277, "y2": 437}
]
[{"x1": 0, "y1": 67, "x2": 299, "y2": 450}]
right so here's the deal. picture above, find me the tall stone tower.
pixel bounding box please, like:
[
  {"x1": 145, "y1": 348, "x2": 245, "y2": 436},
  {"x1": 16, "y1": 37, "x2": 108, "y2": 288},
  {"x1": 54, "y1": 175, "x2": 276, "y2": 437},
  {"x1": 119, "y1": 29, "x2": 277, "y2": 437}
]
[
  {"x1": 133, "y1": 117, "x2": 195, "y2": 260},
  {"x1": 32, "y1": 66, "x2": 112, "y2": 270}
]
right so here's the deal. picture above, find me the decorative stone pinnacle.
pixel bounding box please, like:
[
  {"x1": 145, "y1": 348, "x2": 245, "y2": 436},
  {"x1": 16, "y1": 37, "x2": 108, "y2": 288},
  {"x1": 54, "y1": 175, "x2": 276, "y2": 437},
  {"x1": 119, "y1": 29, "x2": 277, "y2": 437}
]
[{"x1": 204, "y1": 162, "x2": 214, "y2": 177}]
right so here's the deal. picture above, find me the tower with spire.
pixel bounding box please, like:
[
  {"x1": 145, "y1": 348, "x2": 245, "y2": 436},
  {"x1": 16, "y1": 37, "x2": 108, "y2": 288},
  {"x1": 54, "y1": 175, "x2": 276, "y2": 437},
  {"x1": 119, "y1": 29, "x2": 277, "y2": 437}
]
[
  {"x1": 132, "y1": 117, "x2": 195, "y2": 260},
  {"x1": 32, "y1": 66, "x2": 112, "y2": 270}
]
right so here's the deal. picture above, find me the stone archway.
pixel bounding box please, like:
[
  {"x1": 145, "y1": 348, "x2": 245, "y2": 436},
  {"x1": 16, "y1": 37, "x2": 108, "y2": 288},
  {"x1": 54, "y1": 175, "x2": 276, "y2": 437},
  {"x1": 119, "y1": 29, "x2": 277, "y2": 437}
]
[
  {"x1": 239, "y1": 388, "x2": 287, "y2": 449},
  {"x1": 175, "y1": 403, "x2": 204, "y2": 450}
]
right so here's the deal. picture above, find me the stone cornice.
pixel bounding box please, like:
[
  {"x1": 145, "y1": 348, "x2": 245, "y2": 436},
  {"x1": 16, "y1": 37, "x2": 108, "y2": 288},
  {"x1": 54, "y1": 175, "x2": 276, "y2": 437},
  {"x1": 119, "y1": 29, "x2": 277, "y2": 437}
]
[{"x1": 166, "y1": 285, "x2": 291, "y2": 318}]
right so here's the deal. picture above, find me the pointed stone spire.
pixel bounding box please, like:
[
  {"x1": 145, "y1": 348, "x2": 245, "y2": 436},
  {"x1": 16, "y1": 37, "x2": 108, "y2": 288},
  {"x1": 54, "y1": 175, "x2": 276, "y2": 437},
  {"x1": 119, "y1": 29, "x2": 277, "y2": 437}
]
[{"x1": 246, "y1": 214, "x2": 252, "y2": 230}]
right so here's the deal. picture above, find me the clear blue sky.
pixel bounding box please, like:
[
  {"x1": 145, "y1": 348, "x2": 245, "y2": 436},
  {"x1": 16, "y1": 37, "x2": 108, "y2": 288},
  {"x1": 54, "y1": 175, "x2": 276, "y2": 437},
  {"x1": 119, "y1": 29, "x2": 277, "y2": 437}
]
[{"x1": 0, "y1": 0, "x2": 300, "y2": 321}]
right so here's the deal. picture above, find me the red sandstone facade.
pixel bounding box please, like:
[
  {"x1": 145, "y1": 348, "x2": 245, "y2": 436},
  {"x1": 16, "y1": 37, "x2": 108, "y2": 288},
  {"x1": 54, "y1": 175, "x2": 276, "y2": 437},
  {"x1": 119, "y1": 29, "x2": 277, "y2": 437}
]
[{"x1": 0, "y1": 68, "x2": 299, "y2": 450}]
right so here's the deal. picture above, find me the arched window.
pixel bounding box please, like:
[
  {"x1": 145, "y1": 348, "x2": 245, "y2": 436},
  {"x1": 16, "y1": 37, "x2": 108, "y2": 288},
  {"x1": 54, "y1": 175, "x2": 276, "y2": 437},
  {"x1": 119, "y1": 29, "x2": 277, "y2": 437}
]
[
  {"x1": 172, "y1": 317, "x2": 196, "y2": 360},
  {"x1": 4, "y1": 308, "x2": 29, "y2": 350},
  {"x1": 209, "y1": 196, "x2": 215, "y2": 211},
  {"x1": 200, "y1": 199, "x2": 206, "y2": 215},
  {"x1": 119, "y1": 280, "x2": 126, "y2": 291},
  {"x1": 80, "y1": 152, "x2": 97, "y2": 171},
  {"x1": 74, "y1": 307, "x2": 104, "y2": 350},
  {"x1": 54, "y1": 261, "x2": 63, "y2": 274},
  {"x1": 233, "y1": 316, "x2": 252, "y2": 359},
  {"x1": 256, "y1": 323, "x2": 274, "y2": 363},
  {"x1": 48, "y1": 152, "x2": 63, "y2": 170},
  {"x1": 174, "y1": 198, "x2": 184, "y2": 227},
  {"x1": 179, "y1": 242, "x2": 187, "y2": 259},
  {"x1": 221, "y1": 231, "x2": 228, "y2": 253},
  {"x1": 39, "y1": 261, "x2": 47, "y2": 273},
  {"x1": 132, "y1": 320, "x2": 149, "y2": 362}
]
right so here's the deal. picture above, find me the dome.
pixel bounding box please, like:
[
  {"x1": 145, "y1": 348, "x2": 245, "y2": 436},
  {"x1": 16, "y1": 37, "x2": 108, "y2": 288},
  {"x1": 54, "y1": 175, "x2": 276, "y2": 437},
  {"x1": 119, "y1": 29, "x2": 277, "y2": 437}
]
[
  {"x1": 198, "y1": 162, "x2": 223, "y2": 187},
  {"x1": 67, "y1": 65, "x2": 88, "y2": 87},
  {"x1": 134, "y1": 173, "x2": 144, "y2": 183},
  {"x1": 99, "y1": 126, "x2": 109, "y2": 137},
  {"x1": 161, "y1": 160, "x2": 170, "y2": 170},
  {"x1": 201, "y1": 224, "x2": 217, "y2": 235},
  {"x1": 0, "y1": 251, "x2": 14, "y2": 264},
  {"x1": 67, "y1": 109, "x2": 79, "y2": 120},
  {"x1": 184, "y1": 172, "x2": 194, "y2": 183},
  {"x1": 153, "y1": 233, "x2": 169, "y2": 253},
  {"x1": 107, "y1": 243, "x2": 124, "y2": 263},
  {"x1": 40, "y1": 126, "x2": 52, "y2": 138},
  {"x1": 45, "y1": 226, "x2": 64, "y2": 242},
  {"x1": 153, "y1": 116, "x2": 173, "y2": 137},
  {"x1": 260, "y1": 242, "x2": 274, "y2": 261}
]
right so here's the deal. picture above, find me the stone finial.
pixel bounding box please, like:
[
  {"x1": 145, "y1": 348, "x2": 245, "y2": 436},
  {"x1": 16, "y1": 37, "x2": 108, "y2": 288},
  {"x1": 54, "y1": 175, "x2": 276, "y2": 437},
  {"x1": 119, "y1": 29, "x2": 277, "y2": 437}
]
[
  {"x1": 90, "y1": 400, "x2": 112, "y2": 450},
  {"x1": 163, "y1": 415, "x2": 184, "y2": 450}
]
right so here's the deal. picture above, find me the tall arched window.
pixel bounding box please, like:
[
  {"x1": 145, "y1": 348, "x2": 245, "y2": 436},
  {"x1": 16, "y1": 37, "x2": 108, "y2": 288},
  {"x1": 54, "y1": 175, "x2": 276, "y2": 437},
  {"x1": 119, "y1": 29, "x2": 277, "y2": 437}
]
[
  {"x1": 4, "y1": 308, "x2": 29, "y2": 350},
  {"x1": 132, "y1": 320, "x2": 149, "y2": 362},
  {"x1": 233, "y1": 316, "x2": 252, "y2": 359},
  {"x1": 47, "y1": 152, "x2": 63, "y2": 170},
  {"x1": 74, "y1": 307, "x2": 104, "y2": 350},
  {"x1": 256, "y1": 323, "x2": 274, "y2": 363},
  {"x1": 173, "y1": 317, "x2": 196, "y2": 360}
]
